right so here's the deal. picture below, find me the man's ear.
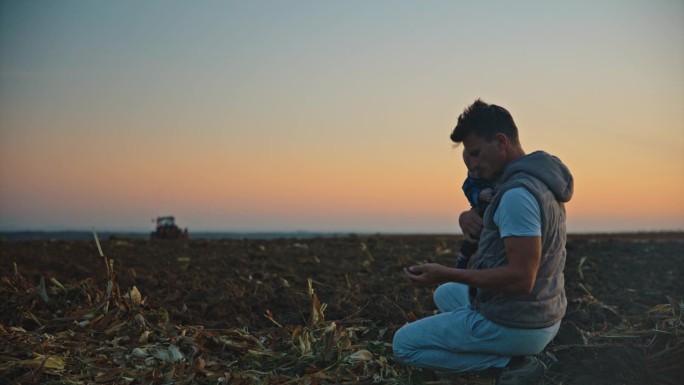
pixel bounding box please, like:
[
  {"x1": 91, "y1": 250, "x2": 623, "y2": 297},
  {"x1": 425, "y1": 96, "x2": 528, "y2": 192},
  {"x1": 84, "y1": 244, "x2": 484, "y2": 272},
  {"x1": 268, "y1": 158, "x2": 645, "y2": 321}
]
[{"x1": 494, "y1": 133, "x2": 508, "y2": 150}]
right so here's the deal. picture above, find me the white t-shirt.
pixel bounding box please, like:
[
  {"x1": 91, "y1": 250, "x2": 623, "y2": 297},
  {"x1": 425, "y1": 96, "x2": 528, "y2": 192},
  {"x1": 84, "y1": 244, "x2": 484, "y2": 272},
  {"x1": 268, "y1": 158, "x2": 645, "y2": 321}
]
[{"x1": 493, "y1": 187, "x2": 542, "y2": 237}]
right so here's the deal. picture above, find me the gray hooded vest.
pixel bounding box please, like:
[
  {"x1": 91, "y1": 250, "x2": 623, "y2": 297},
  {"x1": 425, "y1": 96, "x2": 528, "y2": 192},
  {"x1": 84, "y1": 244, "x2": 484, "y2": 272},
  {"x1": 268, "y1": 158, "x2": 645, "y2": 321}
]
[{"x1": 469, "y1": 151, "x2": 574, "y2": 329}]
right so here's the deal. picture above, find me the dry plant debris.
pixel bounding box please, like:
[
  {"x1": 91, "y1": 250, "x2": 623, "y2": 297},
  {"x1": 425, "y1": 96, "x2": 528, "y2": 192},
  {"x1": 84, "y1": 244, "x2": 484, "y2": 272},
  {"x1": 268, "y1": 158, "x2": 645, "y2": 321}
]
[
  {"x1": 1, "y1": 232, "x2": 682, "y2": 384},
  {"x1": 0, "y1": 237, "x2": 437, "y2": 385}
]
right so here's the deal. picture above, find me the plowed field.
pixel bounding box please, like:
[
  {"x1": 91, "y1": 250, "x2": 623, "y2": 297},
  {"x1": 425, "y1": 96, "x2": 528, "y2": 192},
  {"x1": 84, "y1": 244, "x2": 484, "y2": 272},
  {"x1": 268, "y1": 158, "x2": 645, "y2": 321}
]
[{"x1": 1, "y1": 233, "x2": 682, "y2": 384}]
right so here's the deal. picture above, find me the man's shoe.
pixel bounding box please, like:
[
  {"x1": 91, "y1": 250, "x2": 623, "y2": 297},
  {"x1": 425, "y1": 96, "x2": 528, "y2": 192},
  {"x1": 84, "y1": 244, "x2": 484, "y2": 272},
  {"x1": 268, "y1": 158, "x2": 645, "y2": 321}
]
[
  {"x1": 536, "y1": 351, "x2": 558, "y2": 370},
  {"x1": 495, "y1": 355, "x2": 546, "y2": 385}
]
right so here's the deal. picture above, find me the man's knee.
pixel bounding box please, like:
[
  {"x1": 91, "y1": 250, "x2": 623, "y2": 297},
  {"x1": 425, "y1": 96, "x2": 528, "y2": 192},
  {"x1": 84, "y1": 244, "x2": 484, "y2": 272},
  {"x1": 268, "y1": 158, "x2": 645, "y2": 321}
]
[
  {"x1": 392, "y1": 325, "x2": 415, "y2": 365},
  {"x1": 433, "y1": 282, "x2": 454, "y2": 303},
  {"x1": 434, "y1": 282, "x2": 469, "y2": 311}
]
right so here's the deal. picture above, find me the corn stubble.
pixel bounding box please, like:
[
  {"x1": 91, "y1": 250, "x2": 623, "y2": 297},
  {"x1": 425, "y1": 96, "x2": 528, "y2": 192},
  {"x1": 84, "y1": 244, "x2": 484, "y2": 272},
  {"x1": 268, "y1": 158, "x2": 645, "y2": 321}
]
[
  {"x1": 0, "y1": 233, "x2": 681, "y2": 385},
  {"x1": 0, "y1": 233, "x2": 433, "y2": 385}
]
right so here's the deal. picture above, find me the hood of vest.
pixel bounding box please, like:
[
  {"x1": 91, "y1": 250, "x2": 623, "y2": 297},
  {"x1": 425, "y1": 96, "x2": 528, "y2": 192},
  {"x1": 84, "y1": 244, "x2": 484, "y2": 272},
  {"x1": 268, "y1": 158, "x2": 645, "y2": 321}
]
[{"x1": 498, "y1": 151, "x2": 573, "y2": 203}]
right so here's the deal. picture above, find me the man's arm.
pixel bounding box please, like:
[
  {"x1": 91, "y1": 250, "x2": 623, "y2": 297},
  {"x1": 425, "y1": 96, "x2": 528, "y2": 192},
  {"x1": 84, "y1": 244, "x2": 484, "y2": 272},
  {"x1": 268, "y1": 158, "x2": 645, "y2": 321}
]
[
  {"x1": 404, "y1": 235, "x2": 541, "y2": 294},
  {"x1": 410, "y1": 187, "x2": 542, "y2": 292}
]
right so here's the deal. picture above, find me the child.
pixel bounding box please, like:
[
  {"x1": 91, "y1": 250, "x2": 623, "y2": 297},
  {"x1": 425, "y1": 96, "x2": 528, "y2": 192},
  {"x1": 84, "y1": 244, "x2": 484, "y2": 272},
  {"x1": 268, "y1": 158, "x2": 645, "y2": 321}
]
[{"x1": 456, "y1": 151, "x2": 495, "y2": 269}]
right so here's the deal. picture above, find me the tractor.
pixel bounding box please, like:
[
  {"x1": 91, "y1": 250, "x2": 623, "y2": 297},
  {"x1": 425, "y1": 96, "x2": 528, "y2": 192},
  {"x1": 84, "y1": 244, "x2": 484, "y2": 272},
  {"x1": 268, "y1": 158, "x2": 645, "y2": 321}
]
[{"x1": 150, "y1": 216, "x2": 188, "y2": 240}]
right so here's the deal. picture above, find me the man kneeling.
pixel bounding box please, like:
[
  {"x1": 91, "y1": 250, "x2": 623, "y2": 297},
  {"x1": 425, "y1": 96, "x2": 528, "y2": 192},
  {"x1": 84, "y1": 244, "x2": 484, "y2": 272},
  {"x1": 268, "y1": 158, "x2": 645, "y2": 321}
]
[{"x1": 394, "y1": 99, "x2": 573, "y2": 385}]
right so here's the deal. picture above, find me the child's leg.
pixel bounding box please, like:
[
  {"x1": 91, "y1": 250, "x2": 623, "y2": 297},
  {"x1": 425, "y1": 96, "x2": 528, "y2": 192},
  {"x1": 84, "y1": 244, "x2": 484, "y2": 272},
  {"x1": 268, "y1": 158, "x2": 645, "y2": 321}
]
[{"x1": 456, "y1": 240, "x2": 478, "y2": 268}]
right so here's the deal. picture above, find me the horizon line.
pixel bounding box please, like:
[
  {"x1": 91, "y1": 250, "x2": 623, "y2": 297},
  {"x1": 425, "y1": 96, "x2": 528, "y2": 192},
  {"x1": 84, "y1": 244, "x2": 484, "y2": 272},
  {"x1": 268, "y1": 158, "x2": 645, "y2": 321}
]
[{"x1": 2, "y1": 229, "x2": 684, "y2": 235}]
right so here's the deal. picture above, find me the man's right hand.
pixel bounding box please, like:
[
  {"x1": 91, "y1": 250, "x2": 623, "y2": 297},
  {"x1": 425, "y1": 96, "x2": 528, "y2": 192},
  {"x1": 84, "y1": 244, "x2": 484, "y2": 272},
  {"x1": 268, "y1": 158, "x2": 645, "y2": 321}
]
[
  {"x1": 459, "y1": 208, "x2": 483, "y2": 243},
  {"x1": 403, "y1": 263, "x2": 450, "y2": 285}
]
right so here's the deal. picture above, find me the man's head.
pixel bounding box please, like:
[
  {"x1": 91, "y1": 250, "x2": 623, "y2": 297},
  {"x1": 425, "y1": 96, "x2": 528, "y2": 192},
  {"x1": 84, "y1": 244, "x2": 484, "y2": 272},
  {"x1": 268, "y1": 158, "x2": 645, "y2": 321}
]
[{"x1": 450, "y1": 99, "x2": 524, "y2": 180}]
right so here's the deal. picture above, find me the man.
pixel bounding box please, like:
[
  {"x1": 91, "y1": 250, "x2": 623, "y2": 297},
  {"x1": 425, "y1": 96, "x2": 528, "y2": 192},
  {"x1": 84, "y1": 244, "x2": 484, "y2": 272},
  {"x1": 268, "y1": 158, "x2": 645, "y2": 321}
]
[{"x1": 392, "y1": 99, "x2": 573, "y2": 385}]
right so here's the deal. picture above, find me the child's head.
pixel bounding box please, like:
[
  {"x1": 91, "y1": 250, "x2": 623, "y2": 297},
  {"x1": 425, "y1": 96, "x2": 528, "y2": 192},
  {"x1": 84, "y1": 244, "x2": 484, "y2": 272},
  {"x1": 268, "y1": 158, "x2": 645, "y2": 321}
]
[{"x1": 462, "y1": 148, "x2": 480, "y2": 178}]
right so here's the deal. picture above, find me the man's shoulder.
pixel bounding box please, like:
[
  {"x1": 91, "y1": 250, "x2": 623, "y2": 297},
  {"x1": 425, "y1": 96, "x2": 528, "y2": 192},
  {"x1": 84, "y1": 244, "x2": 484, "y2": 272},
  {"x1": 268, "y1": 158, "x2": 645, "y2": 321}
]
[
  {"x1": 495, "y1": 187, "x2": 541, "y2": 237},
  {"x1": 497, "y1": 187, "x2": 539, "y2": 217},
  {"x1": 500, "y1": 186, "x2": 536, "y2": 202}
]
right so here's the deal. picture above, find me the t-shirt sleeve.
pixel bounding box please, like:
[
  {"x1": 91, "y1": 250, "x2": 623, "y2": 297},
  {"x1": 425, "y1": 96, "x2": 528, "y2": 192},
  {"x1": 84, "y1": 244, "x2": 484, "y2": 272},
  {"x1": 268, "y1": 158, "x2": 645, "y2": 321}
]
[{"x1": 493, "y1": 187, "x2": 541, "y2": 237}]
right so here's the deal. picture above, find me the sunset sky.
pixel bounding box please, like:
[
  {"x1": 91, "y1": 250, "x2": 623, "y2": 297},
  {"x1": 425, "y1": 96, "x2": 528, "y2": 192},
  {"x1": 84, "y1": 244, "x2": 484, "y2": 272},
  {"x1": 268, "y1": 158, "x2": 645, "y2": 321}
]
[{"x1": 1, "y1": 1, "x2": 683, "y2": 233}]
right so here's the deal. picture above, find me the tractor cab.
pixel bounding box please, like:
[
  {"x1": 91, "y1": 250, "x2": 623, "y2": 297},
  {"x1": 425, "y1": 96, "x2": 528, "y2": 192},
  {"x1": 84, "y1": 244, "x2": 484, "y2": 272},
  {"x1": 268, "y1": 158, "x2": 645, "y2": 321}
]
[{"x1": 151, "y1": 216, "x2": 188, "y2": 240}]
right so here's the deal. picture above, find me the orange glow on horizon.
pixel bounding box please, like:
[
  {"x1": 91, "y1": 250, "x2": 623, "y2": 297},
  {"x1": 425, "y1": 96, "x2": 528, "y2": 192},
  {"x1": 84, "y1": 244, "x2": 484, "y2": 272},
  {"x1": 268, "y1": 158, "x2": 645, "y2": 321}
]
[{"x1": 1, "y1": 2, "x2": 682, "y2": 232}]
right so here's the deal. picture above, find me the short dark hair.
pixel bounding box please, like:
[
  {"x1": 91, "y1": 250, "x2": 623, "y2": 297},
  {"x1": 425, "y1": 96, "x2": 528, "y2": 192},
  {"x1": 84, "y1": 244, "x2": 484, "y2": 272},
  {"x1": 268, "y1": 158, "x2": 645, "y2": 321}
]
[{"x1": 450, "y1": 99, "x2": 519, "y2": 144}]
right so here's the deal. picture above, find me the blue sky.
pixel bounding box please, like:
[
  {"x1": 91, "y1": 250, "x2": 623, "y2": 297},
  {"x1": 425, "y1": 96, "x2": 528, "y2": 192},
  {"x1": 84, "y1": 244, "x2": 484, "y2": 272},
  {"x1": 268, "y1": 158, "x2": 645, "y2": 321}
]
[{"x1": 1, "y1": 1, "x2": 682, "y2": 232}]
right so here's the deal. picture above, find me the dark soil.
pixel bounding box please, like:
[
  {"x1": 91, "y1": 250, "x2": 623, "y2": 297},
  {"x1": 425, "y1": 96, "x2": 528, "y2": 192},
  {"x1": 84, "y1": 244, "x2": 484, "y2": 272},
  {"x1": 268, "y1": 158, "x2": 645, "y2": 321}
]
[{"x1": 1, "y1": 233, "x2": 682, "y2": 384}]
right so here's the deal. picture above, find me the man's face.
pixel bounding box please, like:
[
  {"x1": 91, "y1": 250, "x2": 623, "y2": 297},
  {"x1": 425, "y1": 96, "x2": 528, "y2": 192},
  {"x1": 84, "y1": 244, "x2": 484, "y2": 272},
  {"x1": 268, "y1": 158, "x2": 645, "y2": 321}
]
[{"x1": 462, "y1": 133, "x2": 506, "y2": 180}]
